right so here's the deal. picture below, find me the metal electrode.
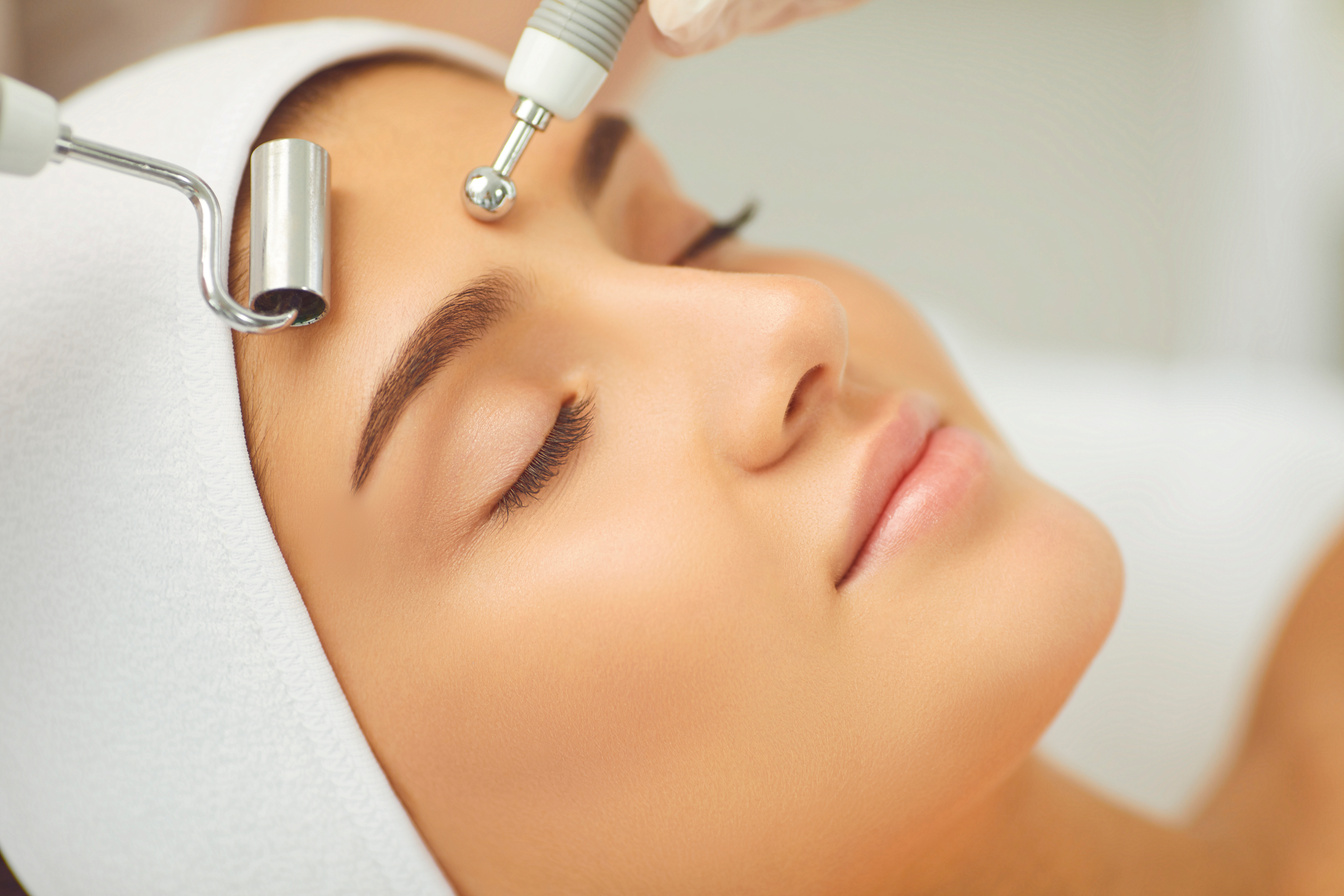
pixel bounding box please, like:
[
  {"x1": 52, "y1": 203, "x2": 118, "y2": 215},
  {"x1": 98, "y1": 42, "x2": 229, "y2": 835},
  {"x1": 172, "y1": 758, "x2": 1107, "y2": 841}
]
[
  {"x1": 462, "y1": 97, "x2": 552, "y2": 221},
  {"x1": 0, "y1": 73, "x2": 333, "y2": 334},
  {"x1": 249, "y1": 139, "x2": 331, "y2": 325}
]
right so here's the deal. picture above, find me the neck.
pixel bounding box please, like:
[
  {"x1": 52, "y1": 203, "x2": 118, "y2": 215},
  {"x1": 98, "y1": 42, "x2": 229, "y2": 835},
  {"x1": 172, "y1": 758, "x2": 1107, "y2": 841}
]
[{"x1": 889, "y1": 756, "x2": 1262, "y2": 896}]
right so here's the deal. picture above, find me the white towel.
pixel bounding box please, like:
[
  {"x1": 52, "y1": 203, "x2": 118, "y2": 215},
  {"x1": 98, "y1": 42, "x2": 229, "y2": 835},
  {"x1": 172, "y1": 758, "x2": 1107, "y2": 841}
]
[{"x1": 0, "y1": 20, "x2": 504, "y2": 896}]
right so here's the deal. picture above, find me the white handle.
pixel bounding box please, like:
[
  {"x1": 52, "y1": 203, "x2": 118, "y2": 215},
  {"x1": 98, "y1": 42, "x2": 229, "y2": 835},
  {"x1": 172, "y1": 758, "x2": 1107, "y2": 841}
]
[
  {"x1": 506, "y1": 28, "x2": 609, "y2": 120},
  {"x1": 0, "y1": 74, "x2": 60, "y2": 177}
]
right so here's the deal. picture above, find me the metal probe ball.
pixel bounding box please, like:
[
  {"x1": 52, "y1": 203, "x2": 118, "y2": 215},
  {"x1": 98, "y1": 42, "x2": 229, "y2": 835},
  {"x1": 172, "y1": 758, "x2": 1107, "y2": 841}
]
[
  {"x1": 462, "y1": 97, "x2": 551, "y2": 221},
  {"x1": 463, "y1": 166, "x2": 517, "y2": 220}
]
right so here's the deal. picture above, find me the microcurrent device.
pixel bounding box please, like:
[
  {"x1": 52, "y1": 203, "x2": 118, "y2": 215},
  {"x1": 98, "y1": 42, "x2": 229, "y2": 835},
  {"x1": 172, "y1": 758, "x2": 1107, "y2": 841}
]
[
  {"x1": 463, "y1": 0, "x2": 643, "y2": 221},
  {"x1": 0, "y1": 74, "x2": 329, "y2": 333}
]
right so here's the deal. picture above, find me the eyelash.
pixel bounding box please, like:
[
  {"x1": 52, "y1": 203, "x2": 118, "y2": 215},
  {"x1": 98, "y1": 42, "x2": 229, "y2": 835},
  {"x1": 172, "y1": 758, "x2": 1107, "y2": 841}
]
[
  {"x1": 493, "y1": 395, "x2": 595, "y2": 519},
  {"x1": 672, "y1": 200, "x2": 758, "y2": 266}
]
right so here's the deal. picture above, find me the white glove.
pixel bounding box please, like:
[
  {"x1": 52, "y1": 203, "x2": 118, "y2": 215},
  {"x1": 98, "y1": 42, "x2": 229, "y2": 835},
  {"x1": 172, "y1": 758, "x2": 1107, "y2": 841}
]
[{"x1": 648, "y1": 0, "x2": 868, "y2": 55}]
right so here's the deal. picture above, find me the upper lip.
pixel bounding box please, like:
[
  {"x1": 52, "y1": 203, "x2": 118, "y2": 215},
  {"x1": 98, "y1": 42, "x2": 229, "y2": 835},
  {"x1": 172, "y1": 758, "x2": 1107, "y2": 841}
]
[{"x1": 835, "y1": 392, "x2": 941, "y2": 585}]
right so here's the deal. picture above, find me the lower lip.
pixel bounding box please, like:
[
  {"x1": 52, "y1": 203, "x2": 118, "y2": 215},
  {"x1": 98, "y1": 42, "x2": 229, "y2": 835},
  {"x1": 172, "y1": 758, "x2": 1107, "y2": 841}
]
[{"x1": 845, "y1": 425, "x2": 989, "y2": 584}]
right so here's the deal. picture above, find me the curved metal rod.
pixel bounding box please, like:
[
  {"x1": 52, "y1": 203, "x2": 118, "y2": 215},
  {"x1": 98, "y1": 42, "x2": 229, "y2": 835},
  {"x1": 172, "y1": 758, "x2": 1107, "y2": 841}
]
[{"x1": 55, "y1": 133, "x2": 298, "y2": 334}]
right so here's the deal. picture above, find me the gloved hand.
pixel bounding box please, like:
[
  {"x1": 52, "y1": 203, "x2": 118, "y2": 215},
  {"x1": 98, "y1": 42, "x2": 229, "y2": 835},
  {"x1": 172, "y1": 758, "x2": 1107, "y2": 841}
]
[{"x1": 648, "y1": 0, "x2": 868, "y2": 56}]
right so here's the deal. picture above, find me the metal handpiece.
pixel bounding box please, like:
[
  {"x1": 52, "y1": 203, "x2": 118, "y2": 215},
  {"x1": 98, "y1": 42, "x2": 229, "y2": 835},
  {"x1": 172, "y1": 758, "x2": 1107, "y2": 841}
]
[
  {"x1": 463, "y1": 0, "x2": 643, "y2": 222},
  {"x1": 463, "y1": 98, "x2": 551, "y2": 221},
  {"x1": 55, "y1": 133, "x2": 300, "y2": 333},
  {"x1": 249, "y1": 139, "x2": 331, "y2": 326},
  {"x1": 1, "y1": 74, "x2": 333, "y2": 334}
]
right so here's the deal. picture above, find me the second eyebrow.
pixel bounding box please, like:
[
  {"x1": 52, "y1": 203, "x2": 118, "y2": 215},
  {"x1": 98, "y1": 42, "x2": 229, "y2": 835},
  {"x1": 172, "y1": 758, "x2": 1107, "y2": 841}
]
[
  {"x1": 575, "y1": 114, "x2": 632, "y2": 205},
  {"x1": 352, "y1": 269, "x2": 524, "y2": 490}
]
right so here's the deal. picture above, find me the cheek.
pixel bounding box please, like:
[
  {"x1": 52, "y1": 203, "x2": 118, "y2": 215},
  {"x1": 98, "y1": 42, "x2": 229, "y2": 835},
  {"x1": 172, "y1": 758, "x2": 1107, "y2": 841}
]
[
  {"x1": 393, "y1": 469, "x2": 816, "y2": 866},
  {"x1": 453, "y1": 503, "x2": 759, "y2": 783}
]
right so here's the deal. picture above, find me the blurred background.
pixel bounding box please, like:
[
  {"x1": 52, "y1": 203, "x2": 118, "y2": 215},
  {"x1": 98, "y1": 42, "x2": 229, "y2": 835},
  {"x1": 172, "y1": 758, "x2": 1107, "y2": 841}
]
[
  {"x1": 2, "y1": 4, "x2": 1344, "y2": 882},
  {"x1": 643, "y1": 0, "x2": 1344, "y2": 370},
  {"x1": 6, "y1": 0, "x2": 1344, "y2": 368}
]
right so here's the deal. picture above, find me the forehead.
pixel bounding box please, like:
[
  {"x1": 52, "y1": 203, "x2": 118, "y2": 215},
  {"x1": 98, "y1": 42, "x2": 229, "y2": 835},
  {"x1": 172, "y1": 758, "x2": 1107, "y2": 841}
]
[
  {"x1": 298, "y1": 60, "x2": 598, "y2": 341},
  {"x1": 308, "y1": 58, "x2": 512, "y2": 158}
]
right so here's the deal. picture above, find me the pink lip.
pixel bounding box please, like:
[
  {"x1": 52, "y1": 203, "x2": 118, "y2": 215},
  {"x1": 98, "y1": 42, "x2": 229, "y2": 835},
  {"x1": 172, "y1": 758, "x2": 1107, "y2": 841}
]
[{"x1": 837, "y1": 395, "x2": 988, "y2": 587}]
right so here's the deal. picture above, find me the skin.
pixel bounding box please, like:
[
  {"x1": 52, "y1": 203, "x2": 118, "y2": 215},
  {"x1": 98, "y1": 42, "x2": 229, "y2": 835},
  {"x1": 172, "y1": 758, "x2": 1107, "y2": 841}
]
[
  {"x1": 228, "y1": 58, "x2": 1344, "y2": 896},
  {"x1": 1193, "y1": 522, "x2": 1344, "y2": 895}
]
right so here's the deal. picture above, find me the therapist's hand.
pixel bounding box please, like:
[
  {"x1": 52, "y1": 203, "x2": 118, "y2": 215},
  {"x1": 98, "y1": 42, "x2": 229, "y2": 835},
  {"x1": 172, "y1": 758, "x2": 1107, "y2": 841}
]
[{"x1": 649, "y1": 0, "x2": 868, "y2": 55}]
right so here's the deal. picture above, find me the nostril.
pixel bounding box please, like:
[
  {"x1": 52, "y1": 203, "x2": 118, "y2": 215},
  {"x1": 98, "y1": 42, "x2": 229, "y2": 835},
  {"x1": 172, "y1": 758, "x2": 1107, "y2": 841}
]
[{"x1": 786, "y1": 365, "x2": 824, "y2": 421}]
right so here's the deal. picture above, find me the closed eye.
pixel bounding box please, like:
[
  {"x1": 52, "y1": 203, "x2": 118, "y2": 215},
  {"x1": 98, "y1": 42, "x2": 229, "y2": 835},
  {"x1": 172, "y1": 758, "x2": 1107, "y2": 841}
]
[
  {"x1": 492, "y1": 395, "x2": 595, "y2": 519},
  {"x1": 672, "y1": 201, "x2": 757, "y2": 266}
]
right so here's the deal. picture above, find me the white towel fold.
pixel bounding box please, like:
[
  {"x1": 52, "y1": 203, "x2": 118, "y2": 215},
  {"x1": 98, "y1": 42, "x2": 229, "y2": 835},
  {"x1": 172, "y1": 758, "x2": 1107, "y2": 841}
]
[{"x1": 0, "y1": 20, "x2": 504, "y2": 896}]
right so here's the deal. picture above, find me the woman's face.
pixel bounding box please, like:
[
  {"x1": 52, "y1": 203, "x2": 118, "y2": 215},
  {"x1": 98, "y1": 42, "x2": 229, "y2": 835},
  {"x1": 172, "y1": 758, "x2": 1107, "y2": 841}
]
[{"x1": 233, "y1": 60, "x2": 1122, "y2": 896}]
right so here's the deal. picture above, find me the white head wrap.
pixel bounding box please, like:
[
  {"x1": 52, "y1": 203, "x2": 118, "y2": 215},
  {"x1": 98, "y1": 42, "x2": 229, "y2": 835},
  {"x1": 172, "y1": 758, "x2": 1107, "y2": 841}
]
[{"x1": 0, "y1": 20, "x2": 505, "y2": 895}]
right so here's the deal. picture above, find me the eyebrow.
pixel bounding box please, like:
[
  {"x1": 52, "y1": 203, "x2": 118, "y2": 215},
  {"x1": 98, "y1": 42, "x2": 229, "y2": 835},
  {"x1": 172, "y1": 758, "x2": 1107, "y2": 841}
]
[
  {"x1": 574, "y1": 114, "x2": 632, "y2": 204},
  {"x1": 352, "y1": 270, "x2": 524, "y2": 490}
]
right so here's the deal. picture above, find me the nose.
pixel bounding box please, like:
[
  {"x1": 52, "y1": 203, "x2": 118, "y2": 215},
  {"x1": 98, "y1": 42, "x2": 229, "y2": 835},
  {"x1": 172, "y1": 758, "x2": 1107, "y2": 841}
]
[{"x1": 703, "y1": 273, "x2": 848, "y2": 471}]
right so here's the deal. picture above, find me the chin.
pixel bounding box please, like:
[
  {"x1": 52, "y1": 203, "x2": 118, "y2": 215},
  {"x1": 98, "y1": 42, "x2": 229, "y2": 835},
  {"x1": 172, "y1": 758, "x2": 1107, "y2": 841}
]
[
  {"x1": 988, "y1": 476, "x2": 1124, "y2": 749},
  {"x1": 960, "y1": 484, "x2": 1121, "y2": 841}
]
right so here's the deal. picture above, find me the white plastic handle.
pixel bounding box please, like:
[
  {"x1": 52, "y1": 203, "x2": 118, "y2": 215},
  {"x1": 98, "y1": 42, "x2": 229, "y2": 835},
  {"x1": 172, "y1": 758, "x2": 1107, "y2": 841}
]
[
  {"x1": 505, "y1": 28, "x2": 610, "y2": 120},
  {"x1": 0, "y1": 74, "x2": 60, "y2": 177}
]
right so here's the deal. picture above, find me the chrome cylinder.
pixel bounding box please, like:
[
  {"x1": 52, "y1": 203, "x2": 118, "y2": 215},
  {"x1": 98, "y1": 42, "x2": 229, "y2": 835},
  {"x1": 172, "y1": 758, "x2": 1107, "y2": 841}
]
[{"x1": 249, "y1": 138, "x2": 330, "y2": 326}]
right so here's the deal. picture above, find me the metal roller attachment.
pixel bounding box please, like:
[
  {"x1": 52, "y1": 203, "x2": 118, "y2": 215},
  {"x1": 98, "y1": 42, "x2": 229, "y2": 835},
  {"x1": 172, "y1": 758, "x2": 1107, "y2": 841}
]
[{"x1": 249, "y1": 138, "x2": 330, "y2": 326}]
